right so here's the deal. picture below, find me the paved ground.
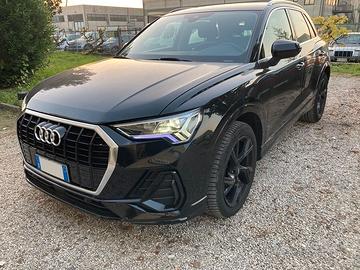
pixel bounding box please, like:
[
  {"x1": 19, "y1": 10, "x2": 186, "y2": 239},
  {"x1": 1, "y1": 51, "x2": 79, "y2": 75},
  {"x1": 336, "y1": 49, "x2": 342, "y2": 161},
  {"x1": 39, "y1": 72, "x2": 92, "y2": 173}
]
[{"x1": 0, "y1": 75, "x2": 359, "y2": 270}]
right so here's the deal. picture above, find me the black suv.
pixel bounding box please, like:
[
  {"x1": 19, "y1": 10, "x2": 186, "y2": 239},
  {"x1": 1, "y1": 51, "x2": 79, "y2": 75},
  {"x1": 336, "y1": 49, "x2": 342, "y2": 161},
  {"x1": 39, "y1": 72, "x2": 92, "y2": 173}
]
[{"x1": 18, "y1": 1, "x2": 330, "y2": 224}]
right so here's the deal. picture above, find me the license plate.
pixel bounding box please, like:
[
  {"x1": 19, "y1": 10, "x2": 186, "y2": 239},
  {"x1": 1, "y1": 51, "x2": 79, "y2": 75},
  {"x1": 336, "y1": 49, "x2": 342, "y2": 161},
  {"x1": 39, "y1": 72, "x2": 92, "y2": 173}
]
[
  {"x1": 34, "y1": 154, "x2": 70, "y2": 183},
  {"x1": 337, "y1": 58, "x2": 347, "y2": 62}
]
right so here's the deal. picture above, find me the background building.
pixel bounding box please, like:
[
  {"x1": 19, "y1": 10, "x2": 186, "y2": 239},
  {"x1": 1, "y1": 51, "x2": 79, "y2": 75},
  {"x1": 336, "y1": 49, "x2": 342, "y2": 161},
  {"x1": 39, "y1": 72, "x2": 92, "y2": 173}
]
[
  {"x1": 53, "y1": 5, "x2": 144, "y2": 32},
  {"x1": 143, "y1": 0, "x2": 359, "y2": 30}
]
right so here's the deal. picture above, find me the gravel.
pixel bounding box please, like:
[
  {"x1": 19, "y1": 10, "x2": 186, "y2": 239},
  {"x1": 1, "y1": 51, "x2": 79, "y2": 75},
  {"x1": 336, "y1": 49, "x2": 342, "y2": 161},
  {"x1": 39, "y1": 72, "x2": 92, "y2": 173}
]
[{"x1": 0, "y1": 75, "x2": 359, "y2": 270}]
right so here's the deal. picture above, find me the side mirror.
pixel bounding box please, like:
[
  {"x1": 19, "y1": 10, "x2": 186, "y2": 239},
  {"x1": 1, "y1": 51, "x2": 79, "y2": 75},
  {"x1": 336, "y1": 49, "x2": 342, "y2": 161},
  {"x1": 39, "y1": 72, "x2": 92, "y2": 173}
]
[
  {"x1": 257, "y1": 40, "x2": 301, "y2": 69},
  {"x1": 271, "y1": 39, "x2": 301, "y2": 59}
]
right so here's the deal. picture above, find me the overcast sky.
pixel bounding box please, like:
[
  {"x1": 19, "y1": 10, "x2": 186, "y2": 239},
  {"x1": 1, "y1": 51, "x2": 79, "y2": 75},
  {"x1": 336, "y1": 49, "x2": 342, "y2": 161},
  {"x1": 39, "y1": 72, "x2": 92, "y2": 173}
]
[{"x1": 62, "y1": 0, "x2": 143, "y2": 8}]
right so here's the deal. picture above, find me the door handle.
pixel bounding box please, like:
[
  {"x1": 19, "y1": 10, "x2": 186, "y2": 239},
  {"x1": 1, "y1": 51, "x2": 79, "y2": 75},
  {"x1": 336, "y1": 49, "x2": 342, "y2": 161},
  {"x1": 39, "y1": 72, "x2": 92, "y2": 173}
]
[{"x1": 296, "y1": 62, "x2": 305, "y2": 70}]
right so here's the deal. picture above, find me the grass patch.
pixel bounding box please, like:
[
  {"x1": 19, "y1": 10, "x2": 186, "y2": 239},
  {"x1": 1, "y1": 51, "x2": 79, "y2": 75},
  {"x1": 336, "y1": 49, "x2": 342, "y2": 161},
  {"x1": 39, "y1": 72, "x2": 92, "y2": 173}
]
[
  {"x1": 0, "y1": 51, "x2": 108, "y2": 106},
  {"x1": 332, "y1": 63, "x2": 360, "y2": 76}
]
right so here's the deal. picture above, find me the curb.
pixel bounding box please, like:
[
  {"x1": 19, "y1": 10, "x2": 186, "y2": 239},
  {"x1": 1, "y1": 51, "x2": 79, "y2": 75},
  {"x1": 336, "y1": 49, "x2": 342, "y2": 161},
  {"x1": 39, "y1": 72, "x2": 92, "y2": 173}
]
[{"x1": 0, "y1": 103, "x2": 20, "y2": 113}]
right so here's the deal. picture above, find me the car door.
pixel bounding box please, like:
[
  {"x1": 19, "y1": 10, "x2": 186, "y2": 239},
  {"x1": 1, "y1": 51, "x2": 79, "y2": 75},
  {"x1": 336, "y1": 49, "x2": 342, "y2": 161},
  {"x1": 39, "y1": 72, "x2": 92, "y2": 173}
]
[
  {"x1": 256, "y1": 8, "x2": 303, "y2": 139},
  {"x1": 287, "y1": 9, "x2": 317, "y2": 110}
]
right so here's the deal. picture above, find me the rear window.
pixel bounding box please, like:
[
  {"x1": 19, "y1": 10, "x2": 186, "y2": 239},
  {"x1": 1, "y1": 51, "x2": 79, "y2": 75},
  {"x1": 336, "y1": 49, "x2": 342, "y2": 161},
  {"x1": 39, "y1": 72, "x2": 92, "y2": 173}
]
[
  {"x1": 288, "y1": 9, "x2": 312, "y2": 43},
  {"x1": 303, "y1": 14, "x2": 317, "y2": 38}
]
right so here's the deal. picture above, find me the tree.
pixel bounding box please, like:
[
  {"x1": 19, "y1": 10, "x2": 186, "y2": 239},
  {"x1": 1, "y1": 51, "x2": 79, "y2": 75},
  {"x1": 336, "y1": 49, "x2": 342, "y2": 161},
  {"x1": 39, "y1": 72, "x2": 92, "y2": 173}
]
[
  {"x1": 313, "y1": 15, "x2": 349, "y2": 43},
  {"x1": 80, "y1": 28, "x2": 107, "y2": 54},
  {"x1": 45, "y1": 0, "x2": 62, "y2": 15},
  {"x1": 0, "y1": 0, "x2": 54, "y2": 87}
]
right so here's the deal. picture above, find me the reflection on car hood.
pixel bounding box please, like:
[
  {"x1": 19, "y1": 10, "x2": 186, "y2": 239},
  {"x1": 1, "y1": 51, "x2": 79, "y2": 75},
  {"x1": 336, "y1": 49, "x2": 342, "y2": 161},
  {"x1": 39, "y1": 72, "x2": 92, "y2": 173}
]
[{"x1": 26, "y1": 58, "x2": 240, "y2": 124}]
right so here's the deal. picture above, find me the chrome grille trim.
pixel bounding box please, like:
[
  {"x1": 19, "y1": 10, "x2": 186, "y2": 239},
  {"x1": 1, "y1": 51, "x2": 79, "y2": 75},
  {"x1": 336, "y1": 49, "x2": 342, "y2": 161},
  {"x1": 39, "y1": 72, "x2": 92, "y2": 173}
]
[{"x1": 20, "y1": 109, "x2": 118, "y2": 196}]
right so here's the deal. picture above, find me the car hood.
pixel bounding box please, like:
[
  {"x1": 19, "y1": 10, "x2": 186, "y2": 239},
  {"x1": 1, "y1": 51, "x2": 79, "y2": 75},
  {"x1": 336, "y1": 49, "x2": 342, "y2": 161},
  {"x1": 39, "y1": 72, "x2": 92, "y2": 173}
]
[
  {"x1": 330, "y1": 43, "x2": 360, "y2": 48},
  {"x1": 26, "y1": 58, "x2": 240, "y2": 124},
  {"x1": 68, "y1": 38, "x2": 86, "y2": 45}
]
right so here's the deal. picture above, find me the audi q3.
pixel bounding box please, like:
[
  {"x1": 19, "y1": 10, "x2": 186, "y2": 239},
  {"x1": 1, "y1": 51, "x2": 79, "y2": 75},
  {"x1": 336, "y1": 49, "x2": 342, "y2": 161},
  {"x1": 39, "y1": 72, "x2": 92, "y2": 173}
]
[{"x1": 18, "y1": 1, "x2": 330, "y2": 224}]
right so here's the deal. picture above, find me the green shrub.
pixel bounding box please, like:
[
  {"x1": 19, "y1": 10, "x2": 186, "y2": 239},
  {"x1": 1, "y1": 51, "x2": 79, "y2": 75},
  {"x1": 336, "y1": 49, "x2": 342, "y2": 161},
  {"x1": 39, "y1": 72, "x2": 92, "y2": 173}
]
[{"x1": 0, "y1": 0, "x2": 53, "y2": 87}]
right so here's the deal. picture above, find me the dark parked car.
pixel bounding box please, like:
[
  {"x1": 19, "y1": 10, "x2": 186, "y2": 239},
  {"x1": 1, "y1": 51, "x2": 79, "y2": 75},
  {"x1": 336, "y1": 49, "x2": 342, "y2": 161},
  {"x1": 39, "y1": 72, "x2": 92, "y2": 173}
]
[
  {"x1": 18, "y1": 1, "x2": 330, "y2": 224},
  {"x1": 99, "y1": 34, "x2": 135, "y2": 55}
]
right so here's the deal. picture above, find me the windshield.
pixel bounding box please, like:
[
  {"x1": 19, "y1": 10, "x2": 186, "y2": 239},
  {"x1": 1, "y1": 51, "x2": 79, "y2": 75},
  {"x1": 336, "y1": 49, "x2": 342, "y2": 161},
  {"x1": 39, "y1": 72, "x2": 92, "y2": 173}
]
[
  {"x1": 67, "y1": 34, "x2": 80, "y2": 41},
  {"x1": 119, "y1": 11, "x2": 259, "y2": 63},
  {"x1": 336, "y1": 34, "x2": 360, "y2": 44}
]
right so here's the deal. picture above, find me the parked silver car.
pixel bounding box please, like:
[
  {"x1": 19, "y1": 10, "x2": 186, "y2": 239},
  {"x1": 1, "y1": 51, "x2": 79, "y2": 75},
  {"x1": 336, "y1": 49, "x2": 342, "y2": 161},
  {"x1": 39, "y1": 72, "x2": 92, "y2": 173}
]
[
  {"x1": 66, "y1": 32, "x2": 100, "y2": 52},
  {"x1": 328, "y1": 32, "x2": 360, "y2": 62},
  {"x1": 56, "y1": 33, "x2": 81, "y2": 50}
]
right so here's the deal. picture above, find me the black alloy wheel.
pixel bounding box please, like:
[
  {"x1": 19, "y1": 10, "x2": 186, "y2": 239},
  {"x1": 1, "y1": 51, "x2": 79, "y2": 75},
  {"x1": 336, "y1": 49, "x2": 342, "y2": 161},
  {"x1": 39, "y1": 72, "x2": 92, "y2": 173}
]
[
  {"x1": 301, "y1": 73, "x2": 329, "y2": 123},
  {"x1": 207, "y1": 121, "x2": 257, "y2": 218},
  {"x1": 315, "y1": 76, "x2": 328, "y2": 119},
  {"x1": 223, "y1": 136, "x2": 254, "y2": 207}
]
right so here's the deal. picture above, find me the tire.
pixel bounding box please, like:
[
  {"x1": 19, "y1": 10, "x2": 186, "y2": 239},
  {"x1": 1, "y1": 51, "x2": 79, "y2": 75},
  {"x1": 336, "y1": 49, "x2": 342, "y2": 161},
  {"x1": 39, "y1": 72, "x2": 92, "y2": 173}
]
[
  {"x1": 300, "y1": 73, "x2": 329, "y2": 123},
  {"x1": 207, "y1": 121, "x2": 257, "y2": 218}
]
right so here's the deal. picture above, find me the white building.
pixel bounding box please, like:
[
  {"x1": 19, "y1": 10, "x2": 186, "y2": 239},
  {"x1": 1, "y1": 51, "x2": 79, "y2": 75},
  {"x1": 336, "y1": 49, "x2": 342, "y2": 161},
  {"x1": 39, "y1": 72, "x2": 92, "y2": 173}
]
[
  {"x1": 53, "y1": 5, "x2": 144, "y2": 32},
  {"x1": 143, "y1": 0, "x2": 359, "y2": 30}
]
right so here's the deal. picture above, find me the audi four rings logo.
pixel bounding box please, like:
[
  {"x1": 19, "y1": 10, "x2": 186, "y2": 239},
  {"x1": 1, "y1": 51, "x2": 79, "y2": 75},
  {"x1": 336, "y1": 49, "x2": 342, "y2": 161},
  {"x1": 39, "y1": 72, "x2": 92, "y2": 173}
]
[{"x1": 34, "y1": 122, "x2": 66, "y2": 146}]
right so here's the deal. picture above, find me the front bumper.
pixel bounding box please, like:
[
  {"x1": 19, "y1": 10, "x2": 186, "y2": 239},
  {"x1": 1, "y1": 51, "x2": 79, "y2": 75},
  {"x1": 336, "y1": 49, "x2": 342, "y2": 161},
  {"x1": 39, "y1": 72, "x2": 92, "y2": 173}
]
[
  {"x1": 25, "y1": 164, "x2": 205, "y2": 224},
  {"x1": 18, "y1": 110, "x2": 214, "y2": 224},
  {"x1": 330, "y1": 55, "x2": 360, "y2": 62}
]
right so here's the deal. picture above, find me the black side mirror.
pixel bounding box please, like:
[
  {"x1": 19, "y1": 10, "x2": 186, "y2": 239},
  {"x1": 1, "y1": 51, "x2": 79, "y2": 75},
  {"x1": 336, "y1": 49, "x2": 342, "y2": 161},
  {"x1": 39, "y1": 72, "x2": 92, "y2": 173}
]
[
  {"x1": 257, "y1": 40, "x2": 301, "y2": 69},
  {"x1": 271, "y1": 39, "x2": 301, "y2": 59}
]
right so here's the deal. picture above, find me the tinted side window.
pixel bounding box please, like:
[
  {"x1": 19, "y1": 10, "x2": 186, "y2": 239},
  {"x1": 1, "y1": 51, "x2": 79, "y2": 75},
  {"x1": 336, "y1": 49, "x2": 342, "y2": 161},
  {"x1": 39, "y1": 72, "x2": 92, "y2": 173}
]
[
  {"x1": 261, "y1": 9, "x2": 293, "y2": 58},
  {"x1": 288, "y1": 10, "x2": 311, "y2": 43}
]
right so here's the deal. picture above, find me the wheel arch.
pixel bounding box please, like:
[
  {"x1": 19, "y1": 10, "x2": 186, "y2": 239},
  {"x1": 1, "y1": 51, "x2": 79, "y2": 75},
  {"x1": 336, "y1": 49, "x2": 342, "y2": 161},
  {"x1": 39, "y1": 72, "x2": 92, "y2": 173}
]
[
  {"x1": 317, "y1": 61, "x2": 331, "y2": 87},
  {"x1": 213, "y1": 104, "x2": 266, "y2": 160},
  {"x1": 236, "y1": 112, "x2": 263, "y2": 159},
  {"x1": 323, "y1": 64, "x2": 330, "y2": 79}
]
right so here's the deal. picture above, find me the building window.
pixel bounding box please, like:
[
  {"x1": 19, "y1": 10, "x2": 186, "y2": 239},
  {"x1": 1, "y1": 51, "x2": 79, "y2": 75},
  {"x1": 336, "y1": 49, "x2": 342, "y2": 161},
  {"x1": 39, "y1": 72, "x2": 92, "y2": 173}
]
[
  {"x1": 53, "y1": 15, "x2": 65, "y2": 23},
  {"x1": 109, "y1": 15, "x2": 128, "y2": 22},
  {"x1": 87, "y1": 14, "x2": 107, "y2": 21},
  {"x1": 304, "y1": 0, "x2": 315, "y2": 5},
  {"x1": 67, "y1": 14, "x2": 84, "y2": 22},
  {"x1": 325, "y1": 0, "x2": 337, "y2": 5},
  {"x1": 130, "y1": 15, "x2": 144, "y2": 22}
]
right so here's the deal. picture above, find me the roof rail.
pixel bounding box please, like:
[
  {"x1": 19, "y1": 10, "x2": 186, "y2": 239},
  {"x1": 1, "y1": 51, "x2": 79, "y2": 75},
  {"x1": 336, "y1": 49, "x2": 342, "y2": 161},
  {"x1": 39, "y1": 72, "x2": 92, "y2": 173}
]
[
  {"x1": 268, "y1": 0, "x2": 302, "y2": 7},
  {"x1": 169, "y1": 7, "x2": 189, "y2": 13}
]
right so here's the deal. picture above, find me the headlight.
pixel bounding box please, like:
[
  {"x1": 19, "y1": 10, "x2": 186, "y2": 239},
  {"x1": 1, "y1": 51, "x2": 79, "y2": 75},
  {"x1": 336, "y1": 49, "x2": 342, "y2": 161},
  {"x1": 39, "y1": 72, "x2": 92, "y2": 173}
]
[
  {"x1": 21, "y1": 98, "x2": 27, "y2": 111},
  {"x1": 113, "y1": 109, "x2": 202, "y2": 144}
]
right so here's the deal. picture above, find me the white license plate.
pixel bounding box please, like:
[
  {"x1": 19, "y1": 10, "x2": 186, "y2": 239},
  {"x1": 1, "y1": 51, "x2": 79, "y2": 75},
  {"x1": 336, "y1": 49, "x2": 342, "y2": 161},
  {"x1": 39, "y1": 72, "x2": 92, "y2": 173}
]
[
  {"x1": 337, "y1": 58, "x2": 347, "y2": 62},
  {"x1": 34, "y1": 154, "x2": 70, "y2": 183}
]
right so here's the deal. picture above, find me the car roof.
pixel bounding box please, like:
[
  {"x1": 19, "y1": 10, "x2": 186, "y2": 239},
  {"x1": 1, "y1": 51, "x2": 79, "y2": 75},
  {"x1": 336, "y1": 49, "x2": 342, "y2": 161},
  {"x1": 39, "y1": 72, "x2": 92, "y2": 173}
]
[{"x1": 167, "y1": 0, "x2": 303, "y2": 15}]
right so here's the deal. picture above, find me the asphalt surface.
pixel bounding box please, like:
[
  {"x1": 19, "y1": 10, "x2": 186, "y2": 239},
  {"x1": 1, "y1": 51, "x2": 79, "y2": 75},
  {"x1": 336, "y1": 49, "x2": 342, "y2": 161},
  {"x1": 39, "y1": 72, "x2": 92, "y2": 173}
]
[{"x1": 0, "y1": 75, "x2": 359, "y2": 270}]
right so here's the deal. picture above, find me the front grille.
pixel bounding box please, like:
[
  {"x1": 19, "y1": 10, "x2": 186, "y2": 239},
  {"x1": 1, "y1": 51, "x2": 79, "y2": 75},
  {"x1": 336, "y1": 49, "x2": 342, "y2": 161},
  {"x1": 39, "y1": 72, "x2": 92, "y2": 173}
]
[
  {"x1": 334, "y1": 51, "x2": 353, "y2": 57},
  {"x1": 17, "y1": 113, "x2": 110, "y2": 191}
]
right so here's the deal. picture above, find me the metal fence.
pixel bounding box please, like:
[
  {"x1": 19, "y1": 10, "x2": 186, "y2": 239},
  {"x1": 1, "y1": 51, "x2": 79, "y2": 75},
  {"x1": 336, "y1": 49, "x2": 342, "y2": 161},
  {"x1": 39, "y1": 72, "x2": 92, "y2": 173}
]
[{"x1": 55, "y1": 27, "x2": 142, "y2": 55}]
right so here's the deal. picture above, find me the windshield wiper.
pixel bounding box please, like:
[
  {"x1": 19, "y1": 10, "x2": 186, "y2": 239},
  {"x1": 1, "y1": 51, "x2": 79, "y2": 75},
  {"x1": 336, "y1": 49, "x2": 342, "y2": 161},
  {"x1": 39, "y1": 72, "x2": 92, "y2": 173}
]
[{"x1": 151, "y1": 57, "x2": 192, "y2": 62}]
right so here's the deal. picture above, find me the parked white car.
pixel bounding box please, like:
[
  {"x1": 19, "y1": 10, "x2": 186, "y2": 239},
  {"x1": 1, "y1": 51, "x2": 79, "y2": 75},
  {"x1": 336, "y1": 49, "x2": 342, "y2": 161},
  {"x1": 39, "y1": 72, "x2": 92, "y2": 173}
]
[
  {"x1": 56, "y1": 33, "x2": 81, "y2": 50},
  {"x1": 328, "y1": 32, "x2": 360, "y2": 62},
  {"x1": 66, "y1": 32, "x2": 100, "y2": 51}
]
